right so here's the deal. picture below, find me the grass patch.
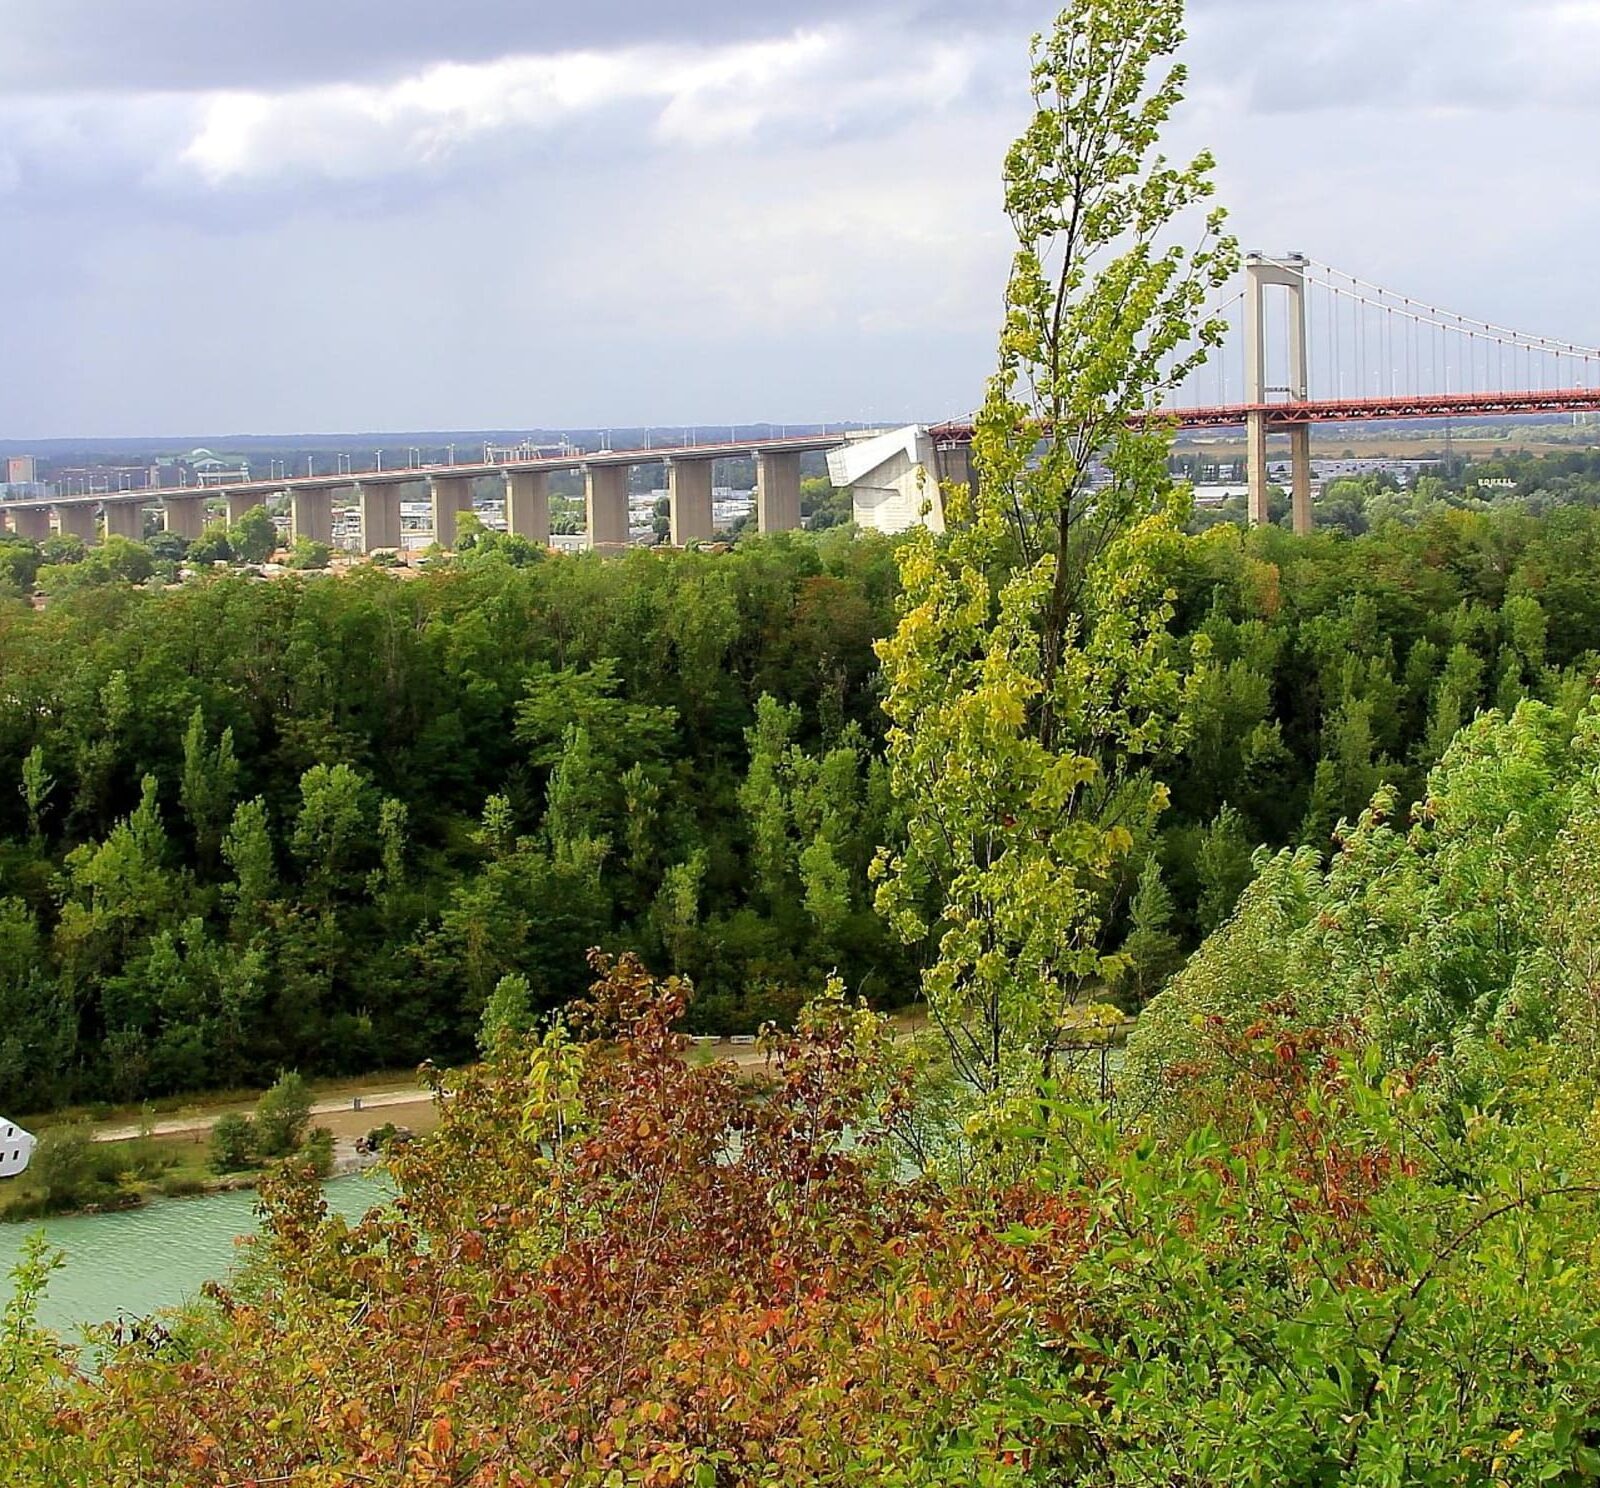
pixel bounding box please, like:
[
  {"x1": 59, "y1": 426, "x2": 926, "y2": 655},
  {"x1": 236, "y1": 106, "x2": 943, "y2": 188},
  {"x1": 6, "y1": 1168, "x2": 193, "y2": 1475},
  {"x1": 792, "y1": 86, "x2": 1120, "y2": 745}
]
[
  {"x1": 17, "y1": 1068, "x2": 426, "y2": 1139},
  {"x1": 0, "y1": 1131, "x2": 214, "y2": 1223}
]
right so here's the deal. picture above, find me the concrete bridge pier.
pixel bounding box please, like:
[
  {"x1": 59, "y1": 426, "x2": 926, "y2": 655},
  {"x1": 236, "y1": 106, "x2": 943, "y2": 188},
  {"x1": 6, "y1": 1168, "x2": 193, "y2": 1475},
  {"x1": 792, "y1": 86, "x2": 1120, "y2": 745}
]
[
  {"x1": 429, "y1": 476, "x2": 475, "y2": 549},
  {"x1": 1245, "y1": 252, "x2": 1311, "y2": 531},
  {"x1": 756, "y1": 450, "x2": 802, "y2": 533},
  {"x1": 667, "y1": 457, "x2": 715, "y2": 545},
  {"x1": 104, "y1": 503, "x2": 144, "y2": 541},
  {"x1": 936, "y1": 442, "x2": 974, "y2": 495},
  {"x1": 359, "y1": 482, "x2": 404, "y2": 552},
  {"x1": 1289, "y1": 426, "x2": 1313, "y2": 536},
  {"x1": 55, "y1": 505, "x2": 98, "y2": 543},
  {"x1": 164, "y1": 495, "x2": 208, "y2": 541},
  {"x1": 290, "y1": 489, "x2": 333, "y2": 547},
  {"x1": 226, "y1": 490, "x2": 266, "y2": 525},
  {"x1": 1246, "y1": 413, "x2": 1271, "y2": 527},
  {"x1": 585, "y1": 465, "x2": 630, "y2": 551},
  {"x1": 504, "y1": 470, "x2": 551, "y2": 544},
  {"x1": 9, "y1": 509, "x2": 50, "y2": 542}
]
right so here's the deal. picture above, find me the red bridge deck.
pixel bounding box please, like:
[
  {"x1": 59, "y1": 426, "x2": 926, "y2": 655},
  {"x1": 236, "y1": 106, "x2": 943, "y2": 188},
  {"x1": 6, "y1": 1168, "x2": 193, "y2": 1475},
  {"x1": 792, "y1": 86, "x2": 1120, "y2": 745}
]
[{"x1": 931, "y1": 386, "x2": 1600, "y2": 443}]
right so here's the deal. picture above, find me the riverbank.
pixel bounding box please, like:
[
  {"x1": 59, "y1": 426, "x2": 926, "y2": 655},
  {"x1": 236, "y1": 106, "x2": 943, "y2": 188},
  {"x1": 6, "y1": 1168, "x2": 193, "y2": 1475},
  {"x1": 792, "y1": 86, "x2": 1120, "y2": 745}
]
[
  {"x1": 0, "y1": 1127, "x2": 400, "y2": 1225},
  {"x1": 0, "y1": 1171, "x2": 398, "y2": 1338},
  {"x1": 3, "y1": 1071, "x2": 443, "y2": 1224},
  {"x1": 3, "y1": 1012, "x2": 955, "y2": 1223}
]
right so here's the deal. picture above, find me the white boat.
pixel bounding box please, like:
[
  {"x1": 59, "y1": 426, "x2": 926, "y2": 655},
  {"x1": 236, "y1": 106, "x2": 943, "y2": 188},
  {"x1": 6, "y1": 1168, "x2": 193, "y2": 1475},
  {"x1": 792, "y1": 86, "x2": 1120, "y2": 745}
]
[{"x1": 0, "y1": 1117, "x2": 36, "y2": 1178}]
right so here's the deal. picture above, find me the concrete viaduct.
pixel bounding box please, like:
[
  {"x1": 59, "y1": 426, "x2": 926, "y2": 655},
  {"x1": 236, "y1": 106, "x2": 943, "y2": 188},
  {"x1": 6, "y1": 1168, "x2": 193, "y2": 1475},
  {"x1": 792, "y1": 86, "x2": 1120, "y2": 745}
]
[{"x1": 0, "y1": 431, "x2": 975, "y2": 553}]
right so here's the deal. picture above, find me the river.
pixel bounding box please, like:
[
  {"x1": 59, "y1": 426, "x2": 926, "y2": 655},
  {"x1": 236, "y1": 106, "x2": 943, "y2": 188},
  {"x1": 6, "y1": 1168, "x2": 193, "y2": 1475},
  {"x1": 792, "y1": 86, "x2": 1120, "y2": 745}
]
[{"x1": 0, "y1": 1172, "x2": 396, "y2": 1339}]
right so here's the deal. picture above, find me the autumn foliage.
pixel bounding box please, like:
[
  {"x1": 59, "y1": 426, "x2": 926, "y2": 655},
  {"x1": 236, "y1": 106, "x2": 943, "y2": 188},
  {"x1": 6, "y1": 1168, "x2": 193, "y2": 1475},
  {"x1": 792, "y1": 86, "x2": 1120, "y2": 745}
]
[
  {"x1": 19, "y1": 954, "x2": 1084, "y2": 1486},
  {"x1": 8, "y1": 943, "x2": 1600, "y2": 1486}
]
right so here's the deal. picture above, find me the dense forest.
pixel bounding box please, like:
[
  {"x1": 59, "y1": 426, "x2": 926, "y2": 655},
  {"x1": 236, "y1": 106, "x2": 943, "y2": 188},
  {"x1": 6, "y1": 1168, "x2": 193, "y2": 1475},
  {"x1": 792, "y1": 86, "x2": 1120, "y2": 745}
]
[{"x1": 2, "y1": 466, "x2": 1600, "y2": 1113}]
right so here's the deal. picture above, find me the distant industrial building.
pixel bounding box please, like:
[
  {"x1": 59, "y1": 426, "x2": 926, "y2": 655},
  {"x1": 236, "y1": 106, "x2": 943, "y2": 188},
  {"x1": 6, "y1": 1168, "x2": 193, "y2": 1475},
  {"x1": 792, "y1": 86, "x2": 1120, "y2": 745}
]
[{"x1": 4, "y1": 456, "x2": 36, "y2": 485}]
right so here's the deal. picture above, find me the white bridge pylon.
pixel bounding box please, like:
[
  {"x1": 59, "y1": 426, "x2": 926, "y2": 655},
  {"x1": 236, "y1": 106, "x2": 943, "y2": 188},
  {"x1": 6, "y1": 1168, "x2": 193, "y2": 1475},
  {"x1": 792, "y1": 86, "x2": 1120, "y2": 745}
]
[{"x1": 1246, "y1": 252, "x2": 1313, "y2": 533}]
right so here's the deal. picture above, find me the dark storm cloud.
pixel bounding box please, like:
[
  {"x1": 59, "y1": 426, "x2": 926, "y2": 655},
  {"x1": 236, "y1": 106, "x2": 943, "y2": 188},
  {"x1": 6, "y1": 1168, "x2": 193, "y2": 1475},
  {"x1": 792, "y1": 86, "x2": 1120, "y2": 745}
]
[{"x1": 0, "y1": 0, "x2": 1042, "y2": 94}]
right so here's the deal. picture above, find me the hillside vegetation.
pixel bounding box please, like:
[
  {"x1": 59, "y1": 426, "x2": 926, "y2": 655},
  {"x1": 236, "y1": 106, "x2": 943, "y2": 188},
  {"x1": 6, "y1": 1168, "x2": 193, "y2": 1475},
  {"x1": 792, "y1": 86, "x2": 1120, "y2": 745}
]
[{"x1": 6, "y1": 1, "x2": 1600, "y2": 1482}]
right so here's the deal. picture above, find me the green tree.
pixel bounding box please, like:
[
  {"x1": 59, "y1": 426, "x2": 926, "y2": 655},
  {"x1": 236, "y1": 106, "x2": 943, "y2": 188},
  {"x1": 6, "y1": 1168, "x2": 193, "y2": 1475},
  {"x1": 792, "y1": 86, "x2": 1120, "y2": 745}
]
[
  {"x1": 230, "y1": 504, "x2": 278, "y2": 564},
  {"x1": 291, "y1": 764, "x2": 375, "y2": 901},
  {"x1": 210, "y1": 1111, "x2": 256, "y2": 1172},
  {"x1": 0, "y1": 900, "x2": 73, "y2": 1112},
  {"x1": 1116, "y1": 854, "x2": 1181, "y2": 1008},
  {"x1": 188, "y1": 520, "x2": 233, "y2": 565},
  {"x1": 179, "y1": 706, "x2": 239, "y2": 868},
  {"x1": 98, "y1": 536, "x2": 154, "y2": 584},
  {"x1": 478, "y1": 972, "x2": 535, "y2": 1055},
  {"x1": 39, "y1": 533, "x2": 85, "y2": 567},
  {"x1": 1194, "y1": 802, "x2": 1255, "y2": 933},
  {"x1": 222, "y1": 797, "x2": 276, "y2": 928},
  {"x1": 19, "y1": 744, "x2": 52, "y2": 846},
  {"x1": 254, "y1": 1070, "x2": 313, "y2": 1157},
  {"x1": 0, "y1": 536, "x2": 41, "y2": 591},
  {"x1": 873, "y1": 0, "x2": 1233, "y2": 1123}
]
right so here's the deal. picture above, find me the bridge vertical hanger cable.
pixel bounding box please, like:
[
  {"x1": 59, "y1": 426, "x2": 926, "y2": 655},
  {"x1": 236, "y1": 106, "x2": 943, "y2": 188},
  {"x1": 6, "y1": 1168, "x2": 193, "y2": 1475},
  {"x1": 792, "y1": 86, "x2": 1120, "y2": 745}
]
[{"x1": 1334, "y1": 275, "x2": 1343, "y2": 396}]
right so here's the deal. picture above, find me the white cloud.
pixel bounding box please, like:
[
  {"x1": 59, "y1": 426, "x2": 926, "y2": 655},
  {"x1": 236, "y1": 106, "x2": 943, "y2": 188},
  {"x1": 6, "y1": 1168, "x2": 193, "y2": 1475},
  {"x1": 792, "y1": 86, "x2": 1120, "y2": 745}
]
[{"x1": 169, "y1": 29, "x2": 979, "y2": 187}]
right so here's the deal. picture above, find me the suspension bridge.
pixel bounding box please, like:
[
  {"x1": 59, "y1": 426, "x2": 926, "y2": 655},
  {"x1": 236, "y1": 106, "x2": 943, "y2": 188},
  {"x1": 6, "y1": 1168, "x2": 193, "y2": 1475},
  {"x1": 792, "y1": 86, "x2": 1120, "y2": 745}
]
[
  {"x1": 934, "y1": 253, "x2": 1600, "y2": 535},
  {"x1": 1165, "y1": 253, "x2": 1600, "y2": 532}
]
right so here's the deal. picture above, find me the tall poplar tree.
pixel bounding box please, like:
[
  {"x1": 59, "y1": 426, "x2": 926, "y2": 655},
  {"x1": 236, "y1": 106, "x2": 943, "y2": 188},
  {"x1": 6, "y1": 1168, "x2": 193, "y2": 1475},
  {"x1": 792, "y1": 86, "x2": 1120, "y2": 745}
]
[{"x1": 874, "y1": 0, "x2": 1236, "y2": 1124}]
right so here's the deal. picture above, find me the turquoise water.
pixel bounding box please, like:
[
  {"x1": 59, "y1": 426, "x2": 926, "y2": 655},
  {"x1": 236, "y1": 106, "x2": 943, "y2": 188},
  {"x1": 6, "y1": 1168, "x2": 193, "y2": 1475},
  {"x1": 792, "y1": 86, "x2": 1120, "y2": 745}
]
[{"x1": 0, "y1": 1173, "x2": 395, "y2": 1339}]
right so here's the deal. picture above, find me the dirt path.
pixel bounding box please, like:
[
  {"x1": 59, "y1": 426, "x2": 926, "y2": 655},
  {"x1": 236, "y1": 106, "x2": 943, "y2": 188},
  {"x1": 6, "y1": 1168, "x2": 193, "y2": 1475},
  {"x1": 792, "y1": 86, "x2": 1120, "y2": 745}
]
[
  {"x1": 87, "y1": 1021, "x2": 927, "y2": 1149},
  {"x1": 92, "y1": 1087, "x2": 434, "y2": 1145}
]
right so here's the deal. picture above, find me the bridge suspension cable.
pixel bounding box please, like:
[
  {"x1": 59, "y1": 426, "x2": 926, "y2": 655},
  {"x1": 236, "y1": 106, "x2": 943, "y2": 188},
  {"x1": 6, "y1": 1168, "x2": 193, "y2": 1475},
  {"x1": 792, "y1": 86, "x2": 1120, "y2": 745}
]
[
  {"x1": 1304, "y1": 262, "x2": 1600, "y2": 400},
  {"x1": 1157, "y1": 258, "x2": 1600, "y2": 412},
  {"x1": 1307, "y1": 261, "x2": 1600, "y2": 359}
]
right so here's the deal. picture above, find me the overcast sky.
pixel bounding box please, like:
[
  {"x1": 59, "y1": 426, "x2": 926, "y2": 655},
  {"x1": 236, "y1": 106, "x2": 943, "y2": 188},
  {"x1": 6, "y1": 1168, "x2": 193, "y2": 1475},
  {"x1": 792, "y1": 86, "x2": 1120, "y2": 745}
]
[{"x1": 2, "y1": 0, "x2": 1597, "y2": 438}]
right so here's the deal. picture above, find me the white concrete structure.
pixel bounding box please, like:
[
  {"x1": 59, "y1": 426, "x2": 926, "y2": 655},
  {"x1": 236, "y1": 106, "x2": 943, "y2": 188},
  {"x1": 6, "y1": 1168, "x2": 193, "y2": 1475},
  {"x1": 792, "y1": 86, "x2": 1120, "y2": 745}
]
[
  {"x1": 1245, "y1": 252, "x2": 1313, "y2": 534},
  {"x1": 828, "y1": 425, "x2": 949, "y2": 535},
  {"x1": 0, "y1": 1117, "x2": 36, "y2": 1179}
]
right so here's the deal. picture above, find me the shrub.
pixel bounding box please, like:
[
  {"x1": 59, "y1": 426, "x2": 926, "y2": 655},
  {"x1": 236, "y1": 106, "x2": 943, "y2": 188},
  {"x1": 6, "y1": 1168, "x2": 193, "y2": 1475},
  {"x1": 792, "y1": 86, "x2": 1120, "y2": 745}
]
[
  {"x1": 302, "y1": 1126, "x2": 335, "y2": 1178},
  {"x1": 187, "y1": 521, "x2": 233, "y2": 565},
  {"x1": 30, "y1": 1125, "x2": 95, "y2": 1210},
  {"x1": 159, "y1": 1174, "x2": 207, "y2": 1198},
  {"x1": 285, "y1": 536, "x2": 331, "y2": 570},
  {"x1": 210, "y1": 1112, "x2": 256, "y2": 1173},
  {"x1": 253, "y1": 1072, "x2": 313, "y2": 1157}
]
